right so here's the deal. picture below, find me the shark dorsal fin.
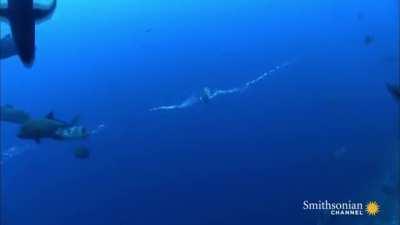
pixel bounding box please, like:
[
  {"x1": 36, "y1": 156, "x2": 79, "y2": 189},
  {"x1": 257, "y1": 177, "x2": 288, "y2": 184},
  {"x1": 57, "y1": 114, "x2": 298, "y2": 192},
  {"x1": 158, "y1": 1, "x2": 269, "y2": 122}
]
[
  {"x1": 46, "y1": 112, "x2": 54, "y2": 120},
  {"x1": 69, "y1": 115, "x2": 80, "y2": 126}
]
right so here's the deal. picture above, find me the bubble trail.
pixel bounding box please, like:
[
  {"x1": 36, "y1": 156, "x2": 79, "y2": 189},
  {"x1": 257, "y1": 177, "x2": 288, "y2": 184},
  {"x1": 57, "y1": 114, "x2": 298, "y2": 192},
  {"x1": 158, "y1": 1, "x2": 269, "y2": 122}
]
[
  {"x1": 149, "y1": 61, "x2": 292, "y2": 112},
  {"x1": 1, "y1": 144, "x2": 35, "y2": 164}
]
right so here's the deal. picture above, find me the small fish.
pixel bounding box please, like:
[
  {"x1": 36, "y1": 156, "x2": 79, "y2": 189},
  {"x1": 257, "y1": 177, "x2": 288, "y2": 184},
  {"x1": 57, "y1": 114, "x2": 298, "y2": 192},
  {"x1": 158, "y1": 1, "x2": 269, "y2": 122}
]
[
  {"x1": 74, "y1": 146, "x2": 90, "y2": 159},
  {"x1": 386, "y1": 83, "x2": 400, "y2": 103},
  {"x1": 364, "y1": 35, "x2": 374, "y2": 46}
]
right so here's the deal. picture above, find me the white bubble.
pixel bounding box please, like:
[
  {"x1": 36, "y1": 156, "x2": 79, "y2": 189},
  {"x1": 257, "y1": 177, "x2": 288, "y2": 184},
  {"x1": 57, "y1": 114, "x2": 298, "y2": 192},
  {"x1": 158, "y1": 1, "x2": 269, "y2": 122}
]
[{"x1": 1, "y1": 144, "x2": 35, "y2": 164}]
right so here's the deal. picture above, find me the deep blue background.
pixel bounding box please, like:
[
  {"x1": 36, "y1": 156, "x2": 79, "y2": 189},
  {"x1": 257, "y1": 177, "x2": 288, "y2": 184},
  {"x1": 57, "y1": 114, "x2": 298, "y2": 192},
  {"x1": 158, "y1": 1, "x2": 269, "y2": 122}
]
[{"x1": 1, "y1": 0, "x2": 399, "y2": 224}]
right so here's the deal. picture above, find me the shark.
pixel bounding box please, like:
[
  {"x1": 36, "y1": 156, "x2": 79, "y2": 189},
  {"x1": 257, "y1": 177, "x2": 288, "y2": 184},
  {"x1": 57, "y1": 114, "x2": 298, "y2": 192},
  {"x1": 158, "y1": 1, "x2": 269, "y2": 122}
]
[
  {"x1": 17, "y1": 112, "x2": 86, "y2": 143},
  {"x1": 0, "y1": 104, "x2": 31, "y2": 124},
  {"x1": 0, "y1": 0, "x2": 56, "y2": 66}
]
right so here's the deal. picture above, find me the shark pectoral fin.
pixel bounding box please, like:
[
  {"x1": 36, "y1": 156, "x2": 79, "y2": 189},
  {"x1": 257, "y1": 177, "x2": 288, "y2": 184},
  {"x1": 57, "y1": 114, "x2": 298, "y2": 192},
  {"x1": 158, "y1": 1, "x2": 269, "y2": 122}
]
[{"x1": 33, "y1": 0, "x2": 57, "y2": 23}]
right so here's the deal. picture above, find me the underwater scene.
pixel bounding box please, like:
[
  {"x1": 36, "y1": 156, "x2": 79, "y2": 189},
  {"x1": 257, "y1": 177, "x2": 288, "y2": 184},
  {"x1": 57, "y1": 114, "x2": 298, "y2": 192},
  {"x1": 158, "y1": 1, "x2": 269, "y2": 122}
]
[{"x1": 0, "y1": 0, "x2": 399, "y2": 224}]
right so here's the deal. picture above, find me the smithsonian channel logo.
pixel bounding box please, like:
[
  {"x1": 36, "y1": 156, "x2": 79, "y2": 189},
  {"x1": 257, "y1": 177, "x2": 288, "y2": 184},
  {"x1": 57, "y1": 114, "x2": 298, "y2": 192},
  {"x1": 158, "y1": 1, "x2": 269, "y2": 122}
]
[{"x1": 303, "y1": 200, "x2": 380, "y2": 216}]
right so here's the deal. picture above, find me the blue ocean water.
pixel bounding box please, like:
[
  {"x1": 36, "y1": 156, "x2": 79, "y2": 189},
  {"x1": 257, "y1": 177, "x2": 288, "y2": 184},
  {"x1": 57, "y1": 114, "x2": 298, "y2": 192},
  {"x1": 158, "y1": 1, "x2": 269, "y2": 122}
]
[{"x1": 0, "y1": 0, "x2": 399, "y2": 224}]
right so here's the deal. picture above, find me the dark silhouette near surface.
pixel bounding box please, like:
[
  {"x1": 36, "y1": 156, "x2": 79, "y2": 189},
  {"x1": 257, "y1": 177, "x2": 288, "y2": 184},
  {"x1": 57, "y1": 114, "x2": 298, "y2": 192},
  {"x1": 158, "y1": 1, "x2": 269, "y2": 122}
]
[{"x1": 0, "y1": 0, "x2": 56, "y2": 66}]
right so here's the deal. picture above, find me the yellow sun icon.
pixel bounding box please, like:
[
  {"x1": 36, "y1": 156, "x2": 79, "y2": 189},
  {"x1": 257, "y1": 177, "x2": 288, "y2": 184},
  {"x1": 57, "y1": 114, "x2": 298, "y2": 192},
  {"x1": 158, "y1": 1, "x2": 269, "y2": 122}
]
[{"x1": 366, "y1": 201, "x2": 380, "y2": 216}]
